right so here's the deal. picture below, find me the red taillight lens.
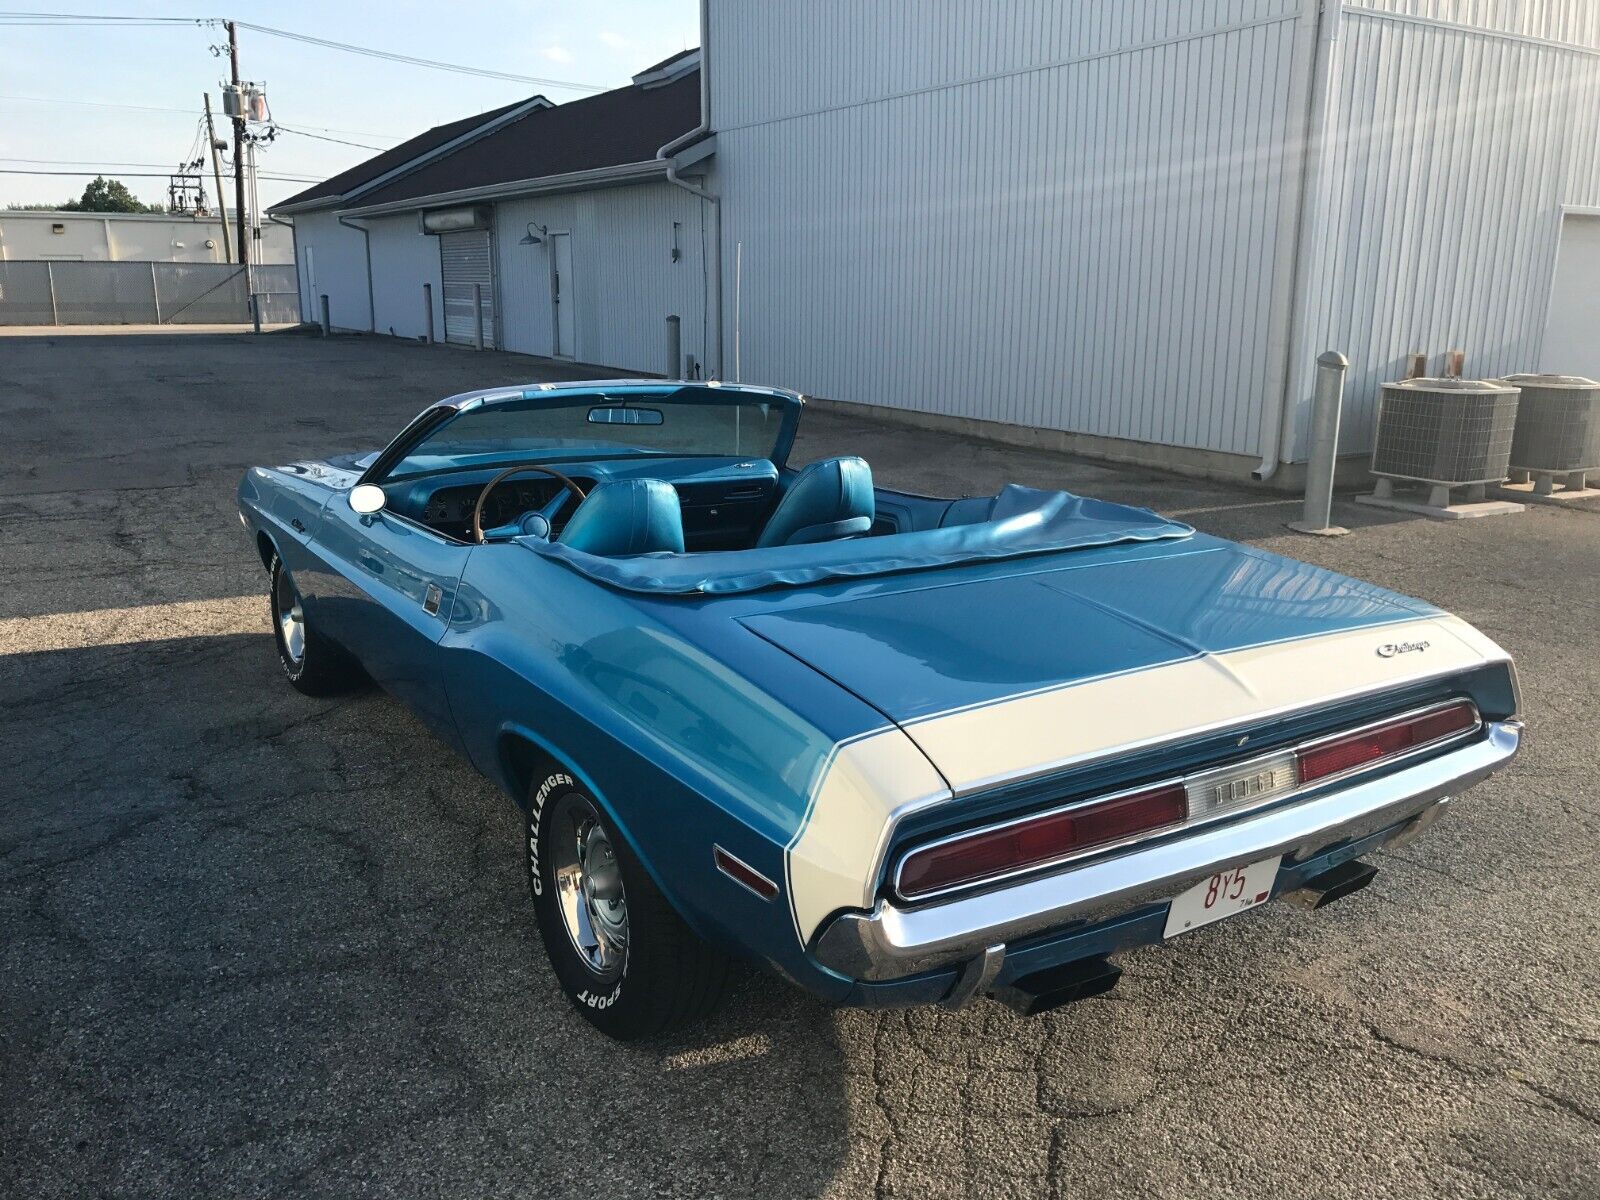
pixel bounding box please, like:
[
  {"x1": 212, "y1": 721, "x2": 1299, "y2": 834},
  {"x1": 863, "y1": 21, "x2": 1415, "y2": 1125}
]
[
  {"x1": 896, "y1": 783, "x2": 1186, "y2": 900},
  {"x1": 1296, "y1": 700, "x2": 1479, "y2": 785}
]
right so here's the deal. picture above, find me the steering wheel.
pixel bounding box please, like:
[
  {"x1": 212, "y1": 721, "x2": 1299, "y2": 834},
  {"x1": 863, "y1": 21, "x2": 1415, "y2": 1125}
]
[{"x1": 472, "y1": 464, "x2": 589, "y2": 544}]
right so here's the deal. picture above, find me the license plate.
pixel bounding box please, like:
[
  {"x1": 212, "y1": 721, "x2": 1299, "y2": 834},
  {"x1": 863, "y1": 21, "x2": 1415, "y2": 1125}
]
[{"x1": 1163, "y1": 856, "x2": 1281, "y2": 939}]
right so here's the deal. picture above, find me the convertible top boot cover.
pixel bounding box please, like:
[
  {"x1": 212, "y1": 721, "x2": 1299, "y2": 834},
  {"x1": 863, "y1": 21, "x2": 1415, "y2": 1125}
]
[
  {"x1": 529, "y1": 485, "x2": 1194, "y2": 594},
  {"x1": 558, "y1": 479, "x2": 686, "y2": 557}
]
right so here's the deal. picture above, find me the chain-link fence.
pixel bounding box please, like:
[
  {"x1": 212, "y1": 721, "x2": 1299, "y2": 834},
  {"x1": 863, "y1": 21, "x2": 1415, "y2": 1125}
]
[{"x1": 0, "y1": 261, "x2": 299, "y2": 326}]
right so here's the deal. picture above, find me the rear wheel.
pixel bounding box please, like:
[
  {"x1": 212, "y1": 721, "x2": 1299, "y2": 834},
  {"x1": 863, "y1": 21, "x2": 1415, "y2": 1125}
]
[
  {"x1": 525, "y1": 770, "x2": 732, "y2": 1040},
  {"x1": 270, "y1": 555, "x2": 363, "y2": 696}
]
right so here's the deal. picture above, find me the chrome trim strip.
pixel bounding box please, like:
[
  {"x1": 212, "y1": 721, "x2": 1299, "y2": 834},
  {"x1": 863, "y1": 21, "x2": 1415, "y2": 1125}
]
[
  {"x1": 816, "y1": 720, "x2": 1519, "y2": 981},
  {"x1": 891, "y1": 698, "x2": 1482, "y2": 903}
]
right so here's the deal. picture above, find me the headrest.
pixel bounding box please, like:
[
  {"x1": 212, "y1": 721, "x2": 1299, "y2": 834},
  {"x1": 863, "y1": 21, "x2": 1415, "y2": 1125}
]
[{"x1": 557, "y1": 479, "x2": 685, "y2": 557}]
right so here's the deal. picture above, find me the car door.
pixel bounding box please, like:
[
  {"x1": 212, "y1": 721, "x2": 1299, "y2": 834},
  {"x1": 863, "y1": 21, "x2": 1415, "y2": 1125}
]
[{"x1": 316, "y1": 494, "x2": 471, "y2": 748}]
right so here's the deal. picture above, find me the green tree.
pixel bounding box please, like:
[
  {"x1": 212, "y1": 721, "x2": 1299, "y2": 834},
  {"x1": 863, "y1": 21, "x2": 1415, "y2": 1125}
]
[{"x1": 62, "y1": 177, "x2": 163, "y2": 214}]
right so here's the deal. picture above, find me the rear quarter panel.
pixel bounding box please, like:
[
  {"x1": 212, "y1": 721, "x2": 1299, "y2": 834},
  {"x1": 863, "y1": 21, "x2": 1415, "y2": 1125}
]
[{"x1": 442, "y1": 545, "x2": 897, "y2": 998}]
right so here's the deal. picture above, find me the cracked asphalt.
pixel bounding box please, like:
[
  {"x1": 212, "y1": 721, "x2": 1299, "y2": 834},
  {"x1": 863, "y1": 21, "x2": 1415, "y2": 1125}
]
[{"x1": 1, "y1": 330, "x2": 1596, "y2": 1199}]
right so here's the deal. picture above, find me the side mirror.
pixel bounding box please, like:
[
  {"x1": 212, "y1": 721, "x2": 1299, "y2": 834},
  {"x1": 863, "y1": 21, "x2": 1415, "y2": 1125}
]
[{"x1": 349, "y1": 483, "x2": 387, "y2": 515}]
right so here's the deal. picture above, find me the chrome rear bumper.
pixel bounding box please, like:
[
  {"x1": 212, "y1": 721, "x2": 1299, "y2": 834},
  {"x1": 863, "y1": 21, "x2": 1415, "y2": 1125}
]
[{"x1": 813, "y1": 720, "x2": 1521, "y2": 981}]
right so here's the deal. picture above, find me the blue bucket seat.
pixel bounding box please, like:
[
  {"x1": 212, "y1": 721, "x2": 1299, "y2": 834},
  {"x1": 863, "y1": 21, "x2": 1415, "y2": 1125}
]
[
  {"x1": 756, "y1": 456, "x2": 875, "y2": 548},
  {"x1": 558, "y1": 479, "x2": 685, "y2": 556}
]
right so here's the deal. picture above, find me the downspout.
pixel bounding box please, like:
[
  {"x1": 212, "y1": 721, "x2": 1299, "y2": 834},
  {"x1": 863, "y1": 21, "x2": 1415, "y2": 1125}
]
[
  {"x1": 1255, "y1": 0, "x2": 1342, "y2": 481},
  {"x1": 337, "y1": 213, "x2": 376, "y2": 333},
  {"x1": 656, "y1": 1, "x2": 722, "y2": 379}
]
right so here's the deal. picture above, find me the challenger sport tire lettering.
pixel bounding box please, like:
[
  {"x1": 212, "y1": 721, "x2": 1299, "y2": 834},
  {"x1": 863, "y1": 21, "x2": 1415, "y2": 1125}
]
[
  {"x1": 525, "y1": 772, "x2": 572, "y2": 897},
  {"x1": 523, "y1": 769, "x2": 735, "y2": 1040}
]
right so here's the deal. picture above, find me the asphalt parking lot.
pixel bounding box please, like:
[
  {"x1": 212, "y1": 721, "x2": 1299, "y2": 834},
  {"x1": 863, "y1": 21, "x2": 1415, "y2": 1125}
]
[{"x1": 2, "y1": 329, "x2": 1596, "y2": 1199}]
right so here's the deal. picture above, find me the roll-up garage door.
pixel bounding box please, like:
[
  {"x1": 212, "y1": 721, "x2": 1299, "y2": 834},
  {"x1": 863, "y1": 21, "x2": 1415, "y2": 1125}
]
[{"x1": 440, "y1": 229, "x2": 496, "y2": 347}]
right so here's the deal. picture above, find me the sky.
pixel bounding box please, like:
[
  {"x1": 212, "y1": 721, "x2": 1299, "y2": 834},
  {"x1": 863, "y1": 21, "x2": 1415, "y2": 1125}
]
[{"x1": 0, "y1": 1, "x2": 698, "y2": 211}]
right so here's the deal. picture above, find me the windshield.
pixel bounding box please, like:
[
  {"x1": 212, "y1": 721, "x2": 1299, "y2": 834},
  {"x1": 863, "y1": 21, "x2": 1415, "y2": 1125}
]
[{"x1": 387, "y1": 388, "x2": 790, "y2": 479}]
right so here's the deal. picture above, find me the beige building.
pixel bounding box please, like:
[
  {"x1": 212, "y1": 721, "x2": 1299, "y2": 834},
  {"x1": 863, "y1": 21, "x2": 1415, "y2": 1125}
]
[{"x1": 0, "y1": 209, "x2": 292, "y2": 264}]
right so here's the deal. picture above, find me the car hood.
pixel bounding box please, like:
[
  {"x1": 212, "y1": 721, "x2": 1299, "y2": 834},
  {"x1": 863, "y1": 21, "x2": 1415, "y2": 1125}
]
[{"x1": 739, "y1": 539, "x2": 1495, "y2": 791}]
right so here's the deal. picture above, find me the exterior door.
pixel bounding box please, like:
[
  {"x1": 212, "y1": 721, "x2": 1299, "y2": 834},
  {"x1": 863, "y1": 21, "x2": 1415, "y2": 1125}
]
[
  {"x1": 550, "y1": 231, "x2": 575, "y2": 357},
  {"x1": 440, "y1": 229, "x2": 496, "y2": 347},
  {"x1": 301, "y1": 245, "x2": 316, "y2": 322},
  {"x1": 1543, "y1": 213, "x2": 1600, "y2": 379},
  {"x1": 314, "y1": 501, "x2": 472, "y2": 748}
]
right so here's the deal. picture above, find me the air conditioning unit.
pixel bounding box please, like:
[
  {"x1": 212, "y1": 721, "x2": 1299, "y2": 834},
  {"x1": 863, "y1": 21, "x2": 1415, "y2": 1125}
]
[
  {"x1": 1371, "y1": 377, "x2": 1518, "y2": 486},
  {"x1": 1502, "y1": 373, "x2": 1600, "y2": 474}
]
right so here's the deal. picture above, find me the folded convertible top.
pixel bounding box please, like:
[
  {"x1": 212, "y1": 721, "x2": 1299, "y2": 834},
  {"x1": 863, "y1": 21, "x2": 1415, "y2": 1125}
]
[{"x1": 524, "y1": 484, "x2": 1194, "y2": 596}]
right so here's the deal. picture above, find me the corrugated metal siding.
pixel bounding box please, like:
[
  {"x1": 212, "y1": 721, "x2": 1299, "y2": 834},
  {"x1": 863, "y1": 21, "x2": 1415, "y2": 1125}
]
[
  {"x1": 710, "y1": 0, "x2": 1308, "y2": 456},
  {"x1": 368, "y1": 215, "x2": 442, "y2": 339},
  {"x1": 290, "y1": 211, "x2": 370, "y2": 329},
  {"x1": 1289, "y1": 3, "x2": 1600, "y2": 457},
  {"x1": 1349, "y1": 1, "x2": 1600, "y2": 49},
  {"x1": 495, "y1": 182, "x2": 708, "y2": 375}
]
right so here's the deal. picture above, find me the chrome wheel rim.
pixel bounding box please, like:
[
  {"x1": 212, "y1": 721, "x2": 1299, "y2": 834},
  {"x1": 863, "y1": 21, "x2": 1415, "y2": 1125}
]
[
  {"x1": 273, "y1": 569, "x2": 306, "y2": 666},
  {"x1": 549, "y1": 793, "x2": 628, "y2": 976}
]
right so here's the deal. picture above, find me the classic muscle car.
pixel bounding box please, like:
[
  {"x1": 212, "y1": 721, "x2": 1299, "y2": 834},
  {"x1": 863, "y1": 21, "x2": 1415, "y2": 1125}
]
[{"x1": 239, "y1": 380, "x2": 1521, "y2": 1039}]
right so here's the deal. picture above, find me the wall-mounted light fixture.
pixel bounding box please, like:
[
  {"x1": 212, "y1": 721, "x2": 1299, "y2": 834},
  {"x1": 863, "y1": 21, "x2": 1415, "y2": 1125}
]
[
  {"x1": 671, "y1": 220, "x2": 682, "y2": 263},
  {"x1": 519, "y1": 221, "x2": 548, "y2": 246}
]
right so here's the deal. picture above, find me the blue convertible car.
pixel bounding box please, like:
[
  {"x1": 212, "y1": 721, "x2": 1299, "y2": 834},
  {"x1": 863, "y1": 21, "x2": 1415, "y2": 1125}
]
[{"x1": 240, "y1": 380, "x2": 1521, "y2": 1039}]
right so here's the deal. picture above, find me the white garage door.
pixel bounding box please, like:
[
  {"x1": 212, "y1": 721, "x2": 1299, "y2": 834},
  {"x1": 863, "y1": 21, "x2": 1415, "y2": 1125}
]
[
  {"x1": 440, "y1": 230, "x2": 496, "y2": 348},
  {"x1": 1542, "y1": 213, "x2": 1600, "y2": 379}
]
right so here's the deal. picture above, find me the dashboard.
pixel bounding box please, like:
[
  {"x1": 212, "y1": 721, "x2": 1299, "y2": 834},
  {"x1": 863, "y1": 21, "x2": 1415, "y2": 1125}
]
[
  {"x1": 421, "y1": 477, "x2": 590, "y2": 540},
  {"x1": 389, "y1": 455, "x2": 782, "y2": 549}
]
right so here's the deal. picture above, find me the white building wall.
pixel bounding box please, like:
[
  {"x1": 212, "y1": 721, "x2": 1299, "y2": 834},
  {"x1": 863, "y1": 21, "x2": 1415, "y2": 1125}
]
[
  {"x1": 1288, "y1": 3, "x2": 1600, "y2": 457},
  {"x1": 709, "y1": 0, "x2": 1309, "y2": 461},
  {"x1": 494, "y1": 182, "x2": 709, "y2": 375},
  {"x1": 0, "y1": 211, "x2": 291, "y2": 263},
  {"x1": 368, "y1": 214, "x2": 443, "y2": 340},
  {"x1": 290, "y1": 210, "x2": 372, "y2": 330}
]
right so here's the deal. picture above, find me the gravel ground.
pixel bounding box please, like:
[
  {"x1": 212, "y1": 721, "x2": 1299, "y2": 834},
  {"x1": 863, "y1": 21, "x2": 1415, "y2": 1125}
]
[{"x1": 1, "y1": 331, "x2": 1596, "y2": 1199}]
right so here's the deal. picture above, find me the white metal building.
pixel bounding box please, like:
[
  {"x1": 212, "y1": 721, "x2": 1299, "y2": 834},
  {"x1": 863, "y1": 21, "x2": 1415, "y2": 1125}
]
[
  {"x1": 0, "y1": 209, "x2": 292, "y2": 264},
  {"x1": 276, "y1": 1, "x2": 1600, "y2": 482},
  {"x1": 273, "y1": 52, "x2": 713, "y2": 376}
]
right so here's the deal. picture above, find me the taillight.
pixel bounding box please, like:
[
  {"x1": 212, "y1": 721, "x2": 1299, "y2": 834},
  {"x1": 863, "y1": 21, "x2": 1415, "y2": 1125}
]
[
  {"x1": 1296, "y1": 700, "x2": 1479, "y2": 785},
  {"x1": 896, "y1": 782, "x2": 1186, "y2": 900}
]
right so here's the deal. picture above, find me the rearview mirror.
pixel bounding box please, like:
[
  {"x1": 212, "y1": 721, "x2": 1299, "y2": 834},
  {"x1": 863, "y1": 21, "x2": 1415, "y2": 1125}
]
[
  {"x1": 349, "y1": 483, "x2": 387, "y2": 515},
  {"x1": 588, "y1": 406, "x2": 663, "y2": 426}
]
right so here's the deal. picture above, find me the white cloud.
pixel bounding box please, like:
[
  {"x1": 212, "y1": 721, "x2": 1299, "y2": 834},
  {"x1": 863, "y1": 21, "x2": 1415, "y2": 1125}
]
[
  {"x1": 597, "y1": 29, "x2": 635, "y2": 52},
  {"x1": 541, "y1": 45, "x2": 573, "y2": 63}
]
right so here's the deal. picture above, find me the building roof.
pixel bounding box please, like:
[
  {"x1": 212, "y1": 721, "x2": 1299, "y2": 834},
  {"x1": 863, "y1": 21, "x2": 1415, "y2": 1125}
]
[
  {"x1": 341, "y1": 67, "x2": 702, "y2": 213},
  {"x1": 270, "y1": 96, "x2": 538, "y2": 212}
]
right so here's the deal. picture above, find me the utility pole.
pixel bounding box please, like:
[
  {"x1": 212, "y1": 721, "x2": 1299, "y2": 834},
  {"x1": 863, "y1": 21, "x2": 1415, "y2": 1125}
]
[
  {"x1": 203, "y1": 92, "x2": 233, "y2": 263},
  {"x1": 227, "y1": 20, "x2": 248, "y2": 268}
]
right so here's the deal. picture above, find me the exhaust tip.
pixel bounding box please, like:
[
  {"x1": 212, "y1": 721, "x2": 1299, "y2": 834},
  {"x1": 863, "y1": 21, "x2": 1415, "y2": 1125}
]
[
  {"x1": 991, "y1": 955, "x2": 1122, "y2": 1016},
  {"x1": 1283, "y1": 858, "x2": 1379, "y2": 911}
]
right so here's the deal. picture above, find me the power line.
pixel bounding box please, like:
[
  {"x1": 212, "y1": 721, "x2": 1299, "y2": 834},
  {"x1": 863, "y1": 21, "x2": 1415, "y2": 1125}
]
[
  {"x1": 0, "y1": 11, "x2": 609, "y2": 91},
  {"x1": 0, "y1": 93, "x2": 198, "y2": 116},
  {"x1": 0, "y1": 93, "x2": 401, "y2": 140},
  {"x1": 272, "y1": 125, "x2": 386, "y2": 152},
  {"x1": 230, "y1": 21, "x2": 605, "y2": 91},
  {"x1": 0, "y1": 168, "x2": 321, "y2": 182},
  {"x1": 3, "y1": 156, "x2": 323, "y2": 175}
]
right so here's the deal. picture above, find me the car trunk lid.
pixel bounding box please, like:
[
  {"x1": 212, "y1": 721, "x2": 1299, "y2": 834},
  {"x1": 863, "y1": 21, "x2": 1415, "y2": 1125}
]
[{"x1": 739, "y1": 540, "x2": 1483, "y2": 792}]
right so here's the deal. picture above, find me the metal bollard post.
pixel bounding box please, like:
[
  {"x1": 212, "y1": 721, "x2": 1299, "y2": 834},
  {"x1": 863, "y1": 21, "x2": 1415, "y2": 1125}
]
[
  {"x1": 473, "y1": 283, "x2": 485, "y2": 350},
  {"x1": 249, "y1": 293, "x2": 262, "y2": 334},
  {"x1": 666, "y1": 315, "x2": 681, "y2": 379},
  {"x1": 319, "y1": 294, "x2": 331, "y2": 337},
  {"x1": 1287, "y1": 350, "x2": 1350, "y2": 536},
  {"x1": 423, "y1": 283, "x2": 434, "y2": 344}
]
